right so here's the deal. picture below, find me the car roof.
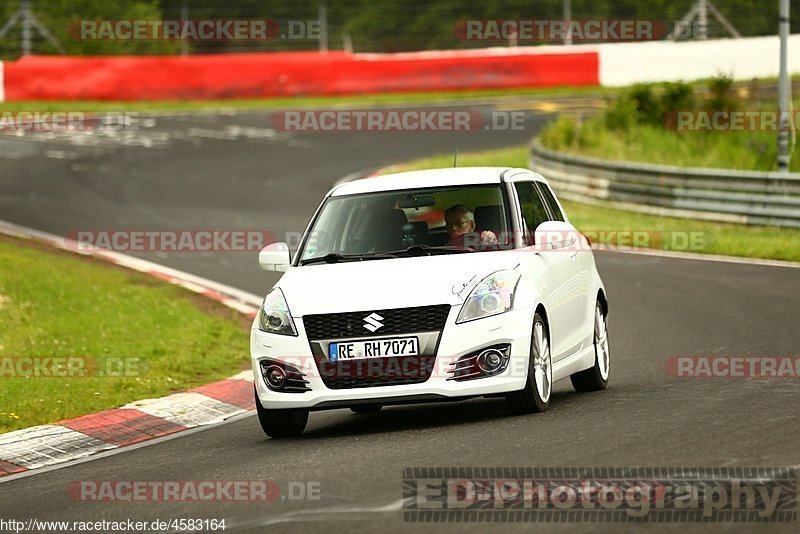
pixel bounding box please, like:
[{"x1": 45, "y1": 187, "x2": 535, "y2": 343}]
[{"x1": 329, "y1": 167, "x2": 543, "y2": 196}]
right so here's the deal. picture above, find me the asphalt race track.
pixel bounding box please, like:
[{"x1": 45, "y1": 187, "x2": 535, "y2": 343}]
[{"x1": 0, "y1": 102, "x2": 798, "y2": 533}]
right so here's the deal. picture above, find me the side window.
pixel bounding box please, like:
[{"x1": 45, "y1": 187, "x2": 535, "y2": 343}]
[
  {"x1": 535, "y1": 182, "x2": 565, "y2": 222},
  {"x1": 514, "y1": 182, "x2": 549, "y2": 245}
]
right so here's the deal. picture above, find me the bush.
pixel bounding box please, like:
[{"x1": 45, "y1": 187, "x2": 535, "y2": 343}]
[
  {"x1": 661, "y1": 81, "x2": 696, "y2": 114},
  {"x1": 606, "y1": 82, "x2": 696, "y2": 129},
  {"x1": 536, "y1": 77, "x2": 800, "y2": 172},
  {"x1": 628, "y1": 84, "x2": 663, "y2": 126},
  {"x1": 602, "y1": 79, "x2": 748, "y2": 132},
  {"x1": 706, "y1": 74, "x2": 740, "y2": 112},
  {"x1": 603, "y1": 95, "x2": 637, "y2": 131},
  {"x1": 539, "y1": 115, "x2": 578, "y2": 150}
]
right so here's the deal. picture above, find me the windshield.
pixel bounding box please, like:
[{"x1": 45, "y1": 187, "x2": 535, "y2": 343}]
[{"x1": 299, "y1": 184, "x2": 511, "y2": 264}]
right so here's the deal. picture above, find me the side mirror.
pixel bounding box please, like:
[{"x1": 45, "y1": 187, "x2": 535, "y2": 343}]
[
  {"x1": 534, "y1": 221, "x2": 580, "y2": 249},
  {"x1": 259, "y1": 242, "x2": 291, "y2": 272}
]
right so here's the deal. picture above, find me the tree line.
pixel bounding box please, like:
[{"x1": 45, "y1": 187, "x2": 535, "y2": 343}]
[{"x1": 0, "y1": 0, "x2": 796, "y2": 58}]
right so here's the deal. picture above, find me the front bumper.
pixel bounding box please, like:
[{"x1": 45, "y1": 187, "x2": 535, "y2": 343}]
[{"x1": 250, "y1": 306, "x2": 534, "y2": 410}]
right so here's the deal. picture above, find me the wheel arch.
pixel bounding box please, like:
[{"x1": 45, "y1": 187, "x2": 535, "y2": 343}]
[
  {"x1": 597, "y1": 288, "x2": 608, "y2": 317},
  {"x1": 534, "y1": 302, "x2": 550, "y2": 336}
]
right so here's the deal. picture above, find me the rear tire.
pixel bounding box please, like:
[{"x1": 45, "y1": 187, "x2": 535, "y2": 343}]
[
  {"x1": 570, "y1": 301, "x2": 610, "y2": 392},
  {"x1": 507, "y1": 313, "x2": 552, "y2": 414},
  {"x1": 254, "y1": 387, "x2": 309, "y2": 438},
  {"x1": 350, "y1": 404, "x2": 383, "y2": 414}
]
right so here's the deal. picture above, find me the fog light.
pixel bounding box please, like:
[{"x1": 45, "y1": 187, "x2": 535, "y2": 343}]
[
  {"x1": 477, "y1": 349, "x2": 504, "y2": 373},
  {"x1": 265, "y1": 365, "x2": 287, "y2": 389}
]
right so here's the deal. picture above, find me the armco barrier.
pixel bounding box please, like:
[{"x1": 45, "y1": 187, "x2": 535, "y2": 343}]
[
  {"x1": 529, "y1": 140, "x2": 800, "y2": 228},
  {"x1": 1, "y1": 49, "x2": 598, "y2": 101}
]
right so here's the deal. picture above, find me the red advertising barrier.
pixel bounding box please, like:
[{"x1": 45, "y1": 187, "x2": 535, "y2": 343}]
[{"x1": 2, "y1": 49, "x2": 598, "y2": 101}]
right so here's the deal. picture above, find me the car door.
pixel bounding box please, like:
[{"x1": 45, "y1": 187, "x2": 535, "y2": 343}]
[
  {"x1": 513, "y1": 180, "x2": 581, "y2": 362},
  {"x1": 535, "y1": 181, "x2": 590, "y2": 341}
]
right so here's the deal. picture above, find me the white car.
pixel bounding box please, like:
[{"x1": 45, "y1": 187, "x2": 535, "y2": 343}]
[{"x1": 251, "y1": 167, "x2": 609, "y2": 437}]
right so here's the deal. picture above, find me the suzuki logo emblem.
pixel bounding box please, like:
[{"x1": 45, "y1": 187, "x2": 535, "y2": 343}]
[{"x1": 363, "y1": 313, "x2": 384, "y2": 332}]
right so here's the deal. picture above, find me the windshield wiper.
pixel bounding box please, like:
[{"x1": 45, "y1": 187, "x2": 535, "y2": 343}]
[
  {"x1": 300, "y1": 245, "x2": 471, "y2": 265},
  {"x1": 300, "y1": 251, "x2": 396, "y2": 266},
  {"x1": 386, "y1": 244, "x2": 474, "y2": 257}
]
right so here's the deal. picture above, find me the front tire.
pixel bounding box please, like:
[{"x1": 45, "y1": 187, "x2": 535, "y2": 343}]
[
  {"x1": 255, "y1": 387, "x2": 309, "y2": 438},
  {"x1": 570, "y1": 301, "x2": 610, "y2": 392},
  {"x1": 507, "y1": 313, "x2": 552, "y2": 414}
]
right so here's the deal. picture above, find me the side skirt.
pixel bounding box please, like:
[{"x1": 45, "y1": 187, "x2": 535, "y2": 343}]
[{"x1": 552, "y1": 341, "x2": 595, "y2": 382}]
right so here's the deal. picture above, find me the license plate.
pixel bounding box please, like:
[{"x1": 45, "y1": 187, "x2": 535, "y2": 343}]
[{"x1": 328, "y1": 337, "x2": 419, "y2": 362}]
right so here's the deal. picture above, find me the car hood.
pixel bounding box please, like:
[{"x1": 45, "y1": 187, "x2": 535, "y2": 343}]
[{"x1": 276, "y1": 252, "x2": 521, "y2": 316}]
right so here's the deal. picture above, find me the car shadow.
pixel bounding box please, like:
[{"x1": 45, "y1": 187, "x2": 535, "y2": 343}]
[{"x1": 296, "y1": 390, "x2": 579, "y2": 440}]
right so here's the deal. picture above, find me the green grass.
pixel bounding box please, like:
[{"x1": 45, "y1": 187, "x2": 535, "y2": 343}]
[
  {"x1": 397, "y1": 145, "x2": 530, "y2": 172},
  {"x1": 0, "y1": 238, "x2": 249, "y2": 433},
  {"x1": 393, "y1": 145, "x2": 800, "y2": 262},
  {"x1": 540, "y1": 113, "x2": 800, "y2": 172},
  {"x1": 536, "y1": 76, "x2": 800, "y2": 172},
  {"x1": 0, "y1": 85, "x2": 610, "y2": 113}
]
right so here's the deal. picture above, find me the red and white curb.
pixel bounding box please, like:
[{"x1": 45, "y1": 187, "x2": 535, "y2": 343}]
[{"x1": 0, "y1": 220, "x2": 265, "y2": 478}]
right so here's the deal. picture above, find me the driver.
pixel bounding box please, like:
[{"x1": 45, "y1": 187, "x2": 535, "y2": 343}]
[{"x1": 444, "y1": 204, "x2": 498, "y2": 249}]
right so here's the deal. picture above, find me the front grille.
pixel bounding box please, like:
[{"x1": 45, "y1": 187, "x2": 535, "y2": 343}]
[
  {"x1": 316, "y1": 355, "x2": 436, "y2": 389},
  {"x1": 303, "y1": 304, "x2": 451, "y2": 340}
]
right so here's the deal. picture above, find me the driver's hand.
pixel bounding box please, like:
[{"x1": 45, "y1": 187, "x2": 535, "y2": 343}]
[{"x1": 480, "y1": 231, "x2": 498, "y2": 245}]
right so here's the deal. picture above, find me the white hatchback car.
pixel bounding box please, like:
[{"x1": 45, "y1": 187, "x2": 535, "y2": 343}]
[{"x1": 252, "y1": 167, "x2": 609, "y2": 437}]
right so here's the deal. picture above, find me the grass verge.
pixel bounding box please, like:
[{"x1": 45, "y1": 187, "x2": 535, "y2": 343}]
[
  {"x1": 0, "y1": 86, "x2": 610, "y2": 113},
  {"x1": 0, "y1": 74, "x2": 794, "y2": 114},
  {"x1": 0, "y1": 235, "x2": 250, "y2": 433},
  {"x1": 393, "y1": 145, "x2": 800, "y2": 262},
  {"x1": 540, "y1": 114, "x2": 800, "y2": 173},
  {"x1": 538, "y1": 77, "x2": 800, "y2": 172}
]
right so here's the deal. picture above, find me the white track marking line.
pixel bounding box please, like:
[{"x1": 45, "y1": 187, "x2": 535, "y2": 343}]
[
  {"x1": 230, "y1": 498, "x2": 406, "y2": 529},
  {"x1": 602, "y1": 246, "x2": 800, "y2": 269},
  {"x1": 0, "y1": 411, "x2": 256, "y2": 484}
]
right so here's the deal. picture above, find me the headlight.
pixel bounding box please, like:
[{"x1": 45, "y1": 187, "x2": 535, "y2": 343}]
[
  {"x1": 258, "y1": 288, "x2": 298, "y2": 336},
  {"x1": 456, "y1": 270, "x2": 521, "y2": 324}
]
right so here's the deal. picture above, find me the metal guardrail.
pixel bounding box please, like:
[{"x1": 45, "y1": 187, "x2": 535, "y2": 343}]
[{"x1": 529, "y1": 140, "x2": 800, "y2": 228}]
